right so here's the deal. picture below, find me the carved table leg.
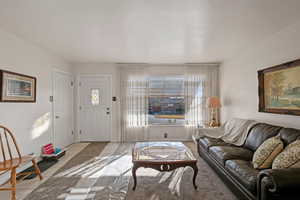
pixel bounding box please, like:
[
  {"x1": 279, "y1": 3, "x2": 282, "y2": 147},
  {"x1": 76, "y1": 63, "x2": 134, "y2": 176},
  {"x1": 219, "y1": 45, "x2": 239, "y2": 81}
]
[
  {"x1": 191, "y1": 164, "x2": 198, "y2": 189},
  {"x1": 132, "y1": 165, "x2": 138, "y2": 190}
]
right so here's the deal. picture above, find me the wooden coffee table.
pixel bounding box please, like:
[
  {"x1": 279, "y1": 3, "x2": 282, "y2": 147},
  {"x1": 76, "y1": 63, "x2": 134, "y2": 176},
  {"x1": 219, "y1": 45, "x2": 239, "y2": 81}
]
[{"x1": 132, "y1": 142, "x2": 198, "y2": 190}]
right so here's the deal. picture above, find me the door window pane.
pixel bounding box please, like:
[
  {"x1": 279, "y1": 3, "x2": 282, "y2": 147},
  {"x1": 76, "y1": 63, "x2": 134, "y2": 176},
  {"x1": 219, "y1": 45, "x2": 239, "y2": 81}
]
[{"x1": 91, "y1": 89, "x2": 100, "y2": 105}]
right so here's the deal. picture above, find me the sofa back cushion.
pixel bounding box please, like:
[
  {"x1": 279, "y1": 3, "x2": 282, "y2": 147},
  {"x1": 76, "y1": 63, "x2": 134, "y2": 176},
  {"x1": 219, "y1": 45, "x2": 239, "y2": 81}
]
[
  {"x1": 243, "y1": 123, "x2": 282, "y2": 151},
  {"x1": 278, "y1": 128, "x2": 300, "y2": 146}
]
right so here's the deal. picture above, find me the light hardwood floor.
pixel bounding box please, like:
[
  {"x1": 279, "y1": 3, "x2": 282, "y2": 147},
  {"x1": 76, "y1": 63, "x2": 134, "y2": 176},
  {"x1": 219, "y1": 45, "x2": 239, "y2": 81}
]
[{"x1": 0, "y1": 143, "x2": 89, "y2": 200}]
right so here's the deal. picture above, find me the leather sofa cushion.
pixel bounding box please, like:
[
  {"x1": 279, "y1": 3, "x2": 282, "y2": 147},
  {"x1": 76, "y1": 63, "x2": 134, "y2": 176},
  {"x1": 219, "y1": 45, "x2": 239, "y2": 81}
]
[
  {"x1": 198, "y1": 137, "x2": 230, "y2": 151},
  {"x1": 225, "y1": 160, "x2": 259, "y2": 193},
  {"x1": 209, "y1": 146, "x2": 253, "y2": 165},
  {"x1": 278, "y1": 128, "x2": 300, "y2": 146},
  {"x1": 244, "y1": 123, "x2": 282, "y2": 151}
]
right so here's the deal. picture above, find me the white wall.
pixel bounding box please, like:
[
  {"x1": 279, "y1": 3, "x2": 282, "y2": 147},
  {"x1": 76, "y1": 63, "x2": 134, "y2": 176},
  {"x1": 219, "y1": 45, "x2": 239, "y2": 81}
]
[
  {"x1": 0, "y1": 28, "x2": 72, "y2": 157},
  {"x1": 147, "y1": 126, "x2": 189, "y2": 141},
  {"x1": 73, "y1": 64, "x2": 198, "y2": 142},
  {"x1": 220, "y1": 21, "x2": 300, "y2": 129}
]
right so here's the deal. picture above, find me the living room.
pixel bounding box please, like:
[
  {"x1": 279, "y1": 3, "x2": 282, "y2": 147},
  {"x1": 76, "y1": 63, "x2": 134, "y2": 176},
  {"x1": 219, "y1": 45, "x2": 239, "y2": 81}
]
[{"x1": 0, "y1": 0, "x2": 300, "y2": 200}]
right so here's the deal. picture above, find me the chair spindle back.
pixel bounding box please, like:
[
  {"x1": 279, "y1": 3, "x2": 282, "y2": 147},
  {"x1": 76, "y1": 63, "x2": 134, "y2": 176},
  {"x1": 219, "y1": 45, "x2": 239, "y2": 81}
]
[{"x1": 0, "y1": 125, "x2": 22, "y2": 168}]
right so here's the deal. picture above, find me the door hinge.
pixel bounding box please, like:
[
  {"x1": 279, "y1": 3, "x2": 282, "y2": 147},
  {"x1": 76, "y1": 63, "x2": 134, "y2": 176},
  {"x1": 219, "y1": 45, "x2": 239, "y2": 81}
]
[
  {"x1": 71, "y1": 81, "x2": 74, "y2": 86},
  {"x1": 79, "y1": 106, "x2": 82, "y2": 110},
  {"x1": 49, "y1": 96, "x2": 53, "y2": 102},
  {"x1": 79, "y1": 82, "x2": 82, "y2": 86},
  {"x1": 72, "y1": 131, "x2": 74, "y2": 135},
  {"x1": 79, "y1": 130, "x2": 82, "y2": 134}
]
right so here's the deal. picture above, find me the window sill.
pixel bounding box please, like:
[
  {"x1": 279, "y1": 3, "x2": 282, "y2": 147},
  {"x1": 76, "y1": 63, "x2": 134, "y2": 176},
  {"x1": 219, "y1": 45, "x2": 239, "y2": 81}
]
[{"x1": 148, "y1": 124, "x2": 185, "y2": 127}]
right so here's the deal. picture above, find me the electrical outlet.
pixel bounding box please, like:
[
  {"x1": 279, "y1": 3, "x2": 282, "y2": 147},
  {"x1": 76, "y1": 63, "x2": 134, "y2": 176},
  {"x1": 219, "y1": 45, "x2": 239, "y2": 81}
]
[{"x1": 164, "y1": 133, "x2": 168, "y2": 138}]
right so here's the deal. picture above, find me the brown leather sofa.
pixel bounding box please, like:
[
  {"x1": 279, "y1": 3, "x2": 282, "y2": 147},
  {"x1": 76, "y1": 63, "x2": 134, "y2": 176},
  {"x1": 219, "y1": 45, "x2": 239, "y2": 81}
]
[{"x1": 196, "y1": 123, "x2": 300, "y2": 200}]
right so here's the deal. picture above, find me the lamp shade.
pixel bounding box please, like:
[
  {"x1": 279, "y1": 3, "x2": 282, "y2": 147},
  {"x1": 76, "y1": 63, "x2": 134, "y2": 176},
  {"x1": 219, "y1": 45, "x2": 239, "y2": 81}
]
[{"x1": 206, "y1": 97, "x2": 221, "y2": 108}]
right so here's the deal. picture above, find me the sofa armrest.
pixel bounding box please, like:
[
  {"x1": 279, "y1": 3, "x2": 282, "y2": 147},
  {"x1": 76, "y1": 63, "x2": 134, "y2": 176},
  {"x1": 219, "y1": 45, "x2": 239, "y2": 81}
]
[{"x1": 258, "y1": 168, "x2": 300, "y2": 200}]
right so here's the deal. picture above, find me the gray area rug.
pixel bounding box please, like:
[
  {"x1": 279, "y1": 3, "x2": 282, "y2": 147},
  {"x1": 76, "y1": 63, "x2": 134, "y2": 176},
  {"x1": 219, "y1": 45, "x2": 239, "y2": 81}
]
[{"x1": 24, "y1": 142, "x2": 237, "y2": 200}]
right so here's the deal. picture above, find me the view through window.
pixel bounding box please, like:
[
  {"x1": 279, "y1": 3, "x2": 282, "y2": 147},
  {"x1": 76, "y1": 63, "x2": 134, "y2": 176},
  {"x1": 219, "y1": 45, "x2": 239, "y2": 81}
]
[{"x1": 148, "y1": 76, "x2": 185, "y2": 125}]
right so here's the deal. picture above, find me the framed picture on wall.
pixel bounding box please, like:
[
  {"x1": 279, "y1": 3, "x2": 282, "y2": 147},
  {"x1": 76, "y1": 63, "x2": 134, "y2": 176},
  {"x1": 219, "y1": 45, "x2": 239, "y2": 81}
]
[
  {"x1": 258, "y1": 59, "x2": 300, "y2": 116},
  {"x1": 0, "y1": 70, "x2": 36, "y2": 102}
]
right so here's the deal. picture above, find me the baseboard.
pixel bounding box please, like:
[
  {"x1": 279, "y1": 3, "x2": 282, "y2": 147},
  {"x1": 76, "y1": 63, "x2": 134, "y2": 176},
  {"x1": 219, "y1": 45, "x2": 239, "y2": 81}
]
[{"x1": 144, "y1": 139, "x2": 193, "y2": 142}]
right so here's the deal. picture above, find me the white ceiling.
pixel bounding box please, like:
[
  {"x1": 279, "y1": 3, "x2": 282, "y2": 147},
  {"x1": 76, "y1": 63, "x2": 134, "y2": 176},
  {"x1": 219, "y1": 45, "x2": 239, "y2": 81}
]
[{"x1": 0, "y1": 0, "x2": 300, "y2": 63}]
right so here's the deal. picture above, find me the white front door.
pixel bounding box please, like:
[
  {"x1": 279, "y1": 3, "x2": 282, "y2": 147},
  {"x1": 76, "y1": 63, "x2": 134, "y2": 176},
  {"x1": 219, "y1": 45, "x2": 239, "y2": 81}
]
[
  {"x1": 79, "y1": 75, "x2": 112, "y2": 141},
  {"x1": 53, "y1": 71, "x2": 74, "y2": 148}
]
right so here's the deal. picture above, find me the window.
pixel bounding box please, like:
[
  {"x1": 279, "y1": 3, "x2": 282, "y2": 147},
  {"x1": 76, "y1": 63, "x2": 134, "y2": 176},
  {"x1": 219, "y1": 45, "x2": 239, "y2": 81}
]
[
  {"x1": 148, "y1": 76, "x2": 185, "y2": 125},
  {"x1": 91, "y1": 88, "x2": 100, "y2": 105}
]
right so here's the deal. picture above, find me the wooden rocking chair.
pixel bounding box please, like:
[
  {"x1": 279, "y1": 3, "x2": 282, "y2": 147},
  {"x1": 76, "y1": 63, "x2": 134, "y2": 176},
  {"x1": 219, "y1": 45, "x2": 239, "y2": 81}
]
[{"x1": 0, "y1": 125, "x2": 43, "y2": 200}]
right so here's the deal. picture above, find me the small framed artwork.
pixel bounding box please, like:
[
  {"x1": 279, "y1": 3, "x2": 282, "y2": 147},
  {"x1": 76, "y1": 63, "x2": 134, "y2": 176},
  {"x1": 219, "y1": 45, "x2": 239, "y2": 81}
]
[
  {"x1": 258, "y1": 59, "x2": 300, "y2": 116},
  {"x1": 0, "y1": 70, "x2": 36, "y2": 102}
]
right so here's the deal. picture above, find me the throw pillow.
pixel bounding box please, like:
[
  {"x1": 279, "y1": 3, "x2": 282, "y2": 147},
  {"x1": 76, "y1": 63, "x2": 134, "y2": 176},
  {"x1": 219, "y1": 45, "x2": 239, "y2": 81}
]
[
  {"x1": 252, "y1": 136, "x2": 284, "y2": 169},
  {"x1": 272, "y1": 140, "x2": 300, "y2": 169},
  {"x1": 285, "y1": 139, "x2": 300, "y2": 150}
]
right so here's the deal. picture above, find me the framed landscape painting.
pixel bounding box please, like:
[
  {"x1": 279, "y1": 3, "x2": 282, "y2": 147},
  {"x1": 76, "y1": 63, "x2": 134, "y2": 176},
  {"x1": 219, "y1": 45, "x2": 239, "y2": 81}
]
[
  {"x1": 258, "y1": 59, "x2": 300, "y2": 116},
  {"x1": 0, "y1": 70, "x2": 36, "y2": 102}
]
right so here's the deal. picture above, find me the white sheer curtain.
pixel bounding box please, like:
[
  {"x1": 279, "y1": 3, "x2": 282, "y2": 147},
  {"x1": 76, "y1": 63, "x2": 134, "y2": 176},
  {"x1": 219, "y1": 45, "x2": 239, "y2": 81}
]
[
  {"x1": 184, "y1": 65, "x2": 219, "y2": 135},
  {"x1": 184, "y1": 75, "x2": 205, "y2": 126},
  {"x1": 120, "y1": 66, "x2": 149, "y2": 142}
]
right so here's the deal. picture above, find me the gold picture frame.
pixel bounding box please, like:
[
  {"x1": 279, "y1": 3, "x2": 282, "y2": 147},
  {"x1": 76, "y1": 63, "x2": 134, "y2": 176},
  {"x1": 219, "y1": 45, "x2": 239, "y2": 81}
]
[
  {"x1": 258, "y1": 59, "x2": 300, "y2": 116},
  {"x1": 0, "y1": 70, "x2": 36, "y2": 102}
]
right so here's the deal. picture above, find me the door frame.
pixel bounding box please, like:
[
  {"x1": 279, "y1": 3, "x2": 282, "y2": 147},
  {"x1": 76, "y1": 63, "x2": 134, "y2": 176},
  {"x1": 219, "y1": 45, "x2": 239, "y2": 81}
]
[
  {"x1": 52, "y1": 69, "x2": 75, "y2": 147},
  {"x1": 77, "y1": 74, "x2": 113, "y2": 142}
]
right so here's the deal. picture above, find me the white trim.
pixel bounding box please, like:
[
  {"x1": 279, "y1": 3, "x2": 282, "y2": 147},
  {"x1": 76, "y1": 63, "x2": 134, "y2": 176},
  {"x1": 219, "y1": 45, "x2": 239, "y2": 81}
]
[
  {"x1": 52, "y1": 69, "x2": 75, "y2": 147},
  {"x1": 52, "y1": 68, "x2": 74, "y2": 75},
  {"x1": 77, "y1": 74, "x2": 113, "y2": 142}
]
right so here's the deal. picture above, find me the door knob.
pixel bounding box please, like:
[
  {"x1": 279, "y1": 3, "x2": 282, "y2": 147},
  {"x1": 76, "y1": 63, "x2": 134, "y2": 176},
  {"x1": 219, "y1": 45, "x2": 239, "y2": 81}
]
[{"x1": 55, "y1": 116, "x2": 60, "y2": 119}]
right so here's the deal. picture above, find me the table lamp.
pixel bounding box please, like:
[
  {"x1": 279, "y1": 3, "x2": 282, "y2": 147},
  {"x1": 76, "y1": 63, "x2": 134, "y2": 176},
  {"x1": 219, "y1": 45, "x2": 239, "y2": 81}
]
[{"x1": 206, "y1": 97, "x2": 221, "y2": 127}]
